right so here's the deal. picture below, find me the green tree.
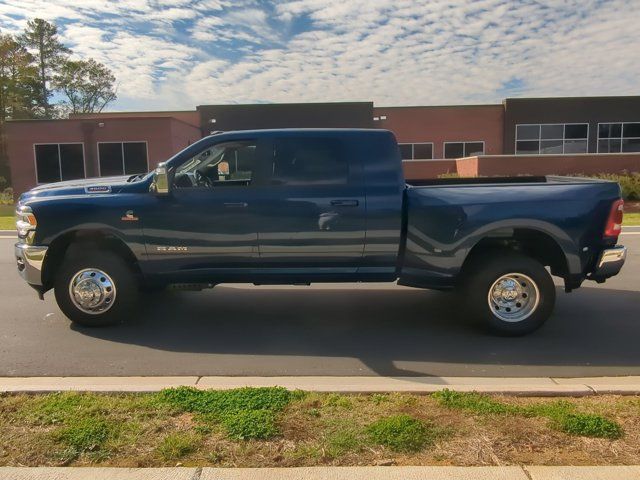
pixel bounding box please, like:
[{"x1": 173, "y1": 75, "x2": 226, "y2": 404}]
[
  {"x1": 54, "y1": 58, "x2": 117, "y2": 114},
  {"x1": 19, "y1": 18, "x2": 70, "y2": 117}
]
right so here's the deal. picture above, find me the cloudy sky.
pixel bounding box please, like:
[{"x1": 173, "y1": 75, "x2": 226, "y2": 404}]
[{"x1": 0, "y1": 0, "x2": 638, "y2": 111}]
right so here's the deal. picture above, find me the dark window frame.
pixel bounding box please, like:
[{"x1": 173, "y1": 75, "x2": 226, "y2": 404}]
[
  {"x1": 33, "y1": 142, "x2": 86, "y2": 184},
  {"x1": 97, "y1": 141, "x2": 149, "y2": 177}
]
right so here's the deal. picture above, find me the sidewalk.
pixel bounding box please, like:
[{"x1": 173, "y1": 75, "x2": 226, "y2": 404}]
[
  {"x1": 2, "y1": 466, "x2": 640, "y2": 480},
  {"x1": 2, "y1": 375, "x2": 640, "y2": 395}
]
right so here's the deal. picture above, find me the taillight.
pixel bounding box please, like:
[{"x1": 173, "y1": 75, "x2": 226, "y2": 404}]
[{"x1": 604, "y1": 199, "x2": 624, "y2": 240}]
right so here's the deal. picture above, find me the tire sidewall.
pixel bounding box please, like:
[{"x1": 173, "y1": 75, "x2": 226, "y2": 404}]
[
  {"x1": 465, "y1": 254, "x2": 556, "y2": 336},
  {"x1": 54, "y1": 249, "x2": 138, "y2": 327}
]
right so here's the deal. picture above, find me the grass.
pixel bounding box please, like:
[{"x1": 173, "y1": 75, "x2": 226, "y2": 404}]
[
  {"x1": 625, "y1": 212, "x2": 640, "y2": 225},
  {"x1": 433, "y1": 390, "x2": 623, "y2": 439},
  {"x1": 0, "y1": 389, "x2": 638, "y2": 467},
  {"x1": 0, "y1": 204, "x2": 14, "y2": 230}
]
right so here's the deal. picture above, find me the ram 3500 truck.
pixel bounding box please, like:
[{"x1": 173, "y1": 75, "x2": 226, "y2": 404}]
[{"x1": 15, "y1": 129, "x2": 627, "y2": 335}]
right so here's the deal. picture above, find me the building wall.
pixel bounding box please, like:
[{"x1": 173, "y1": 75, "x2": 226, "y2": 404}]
[
  {"x1": 197, "y1": 102, "x2": 374, "y2": 134},
  {"x1": 456, "y1": 153, "x2": 640, "y2": 177},
  {"x1": 503, "y1": 96, "x2": 640, "y2": 154},
  {"x1": 373, "y1": 105, "x2": 504, "y2": 159},
  {"x1": 6, "y1": 117, "x2": 200, "y2": 195},
  {"x1": 70, "y1": 110, "x2": 200, "y2": 128}
]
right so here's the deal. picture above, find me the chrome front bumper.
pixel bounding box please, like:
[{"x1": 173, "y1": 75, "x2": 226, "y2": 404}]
[
  {"x1": 591, "y1": 245, "x2": 627, "y2": 279},
  {"x1": 15, "y1": 243, "x2": 48, "y2": 286}
]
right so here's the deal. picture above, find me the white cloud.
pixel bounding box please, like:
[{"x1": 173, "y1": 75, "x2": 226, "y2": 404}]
[{"x1": 0, "y1": 0, "x2": 638, "y2": 110}]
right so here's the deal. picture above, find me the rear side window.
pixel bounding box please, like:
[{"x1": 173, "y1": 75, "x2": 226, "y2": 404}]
[{"x1": 271, "y1": 137, "x2": 348, "y2": 185}]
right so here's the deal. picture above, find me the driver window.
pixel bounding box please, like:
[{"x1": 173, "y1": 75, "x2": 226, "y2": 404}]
[{"x1": 174, "y1": 140, "x2": 257, "y2": 188}]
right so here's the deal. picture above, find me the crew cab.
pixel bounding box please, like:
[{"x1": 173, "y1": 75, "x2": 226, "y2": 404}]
[{"x1": 15, "y1": 129, "x2": 627, "y2": 335}]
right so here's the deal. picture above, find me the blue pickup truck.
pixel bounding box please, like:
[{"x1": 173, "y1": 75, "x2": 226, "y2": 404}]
[{"x1": 15, "y1": 129, "x2": 627, "y2": 335}]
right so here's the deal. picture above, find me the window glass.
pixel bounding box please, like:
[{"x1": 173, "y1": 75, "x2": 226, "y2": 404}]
[
  {"x1": 123, "y1": 142, "x2": 148, "y2": 174},
  {"x1": 516, "y1": 125, "x2": 539, "y2": 140},
  {"x1": 59, "y1": 144, "x2": 85, "y2": 181},
  {"x1": 516, "y1": 141, "x2": 539, "y2": 155},
  {"x1": 540, "y1": 140, "x2": 563, "y2": 154},
  {"x1": 541, "y1": 124, "x2": 563, "y2": 139},
  {"x1": 563, "y1": 139, "x2": 588, "y2": 154},
  {"x1": 398, "y1": 144, "x2": 413, "y2": 160},
  {"x1": 175, "y1": 141, "x2": 256, "y2": 188},
  {"x1": 599, "y1": 123, "x2": 621, "y2": 139},
  {"x1": 444, "y1": 143, "x2": 464, "y2": 159},
  {"x1": 623, "y1": 123, "x2": 640, "y2": 138},
  {"x1": 565, "y1": 124, "x2": 588, "y2": 139},
  {"x1": 99, "y1": 143, "x2": 124, "y2": 176},
  {"x1": 413, "y1": 143, "x2": 433, "y2": 159},
  {"x1": 464, "y1": 142, "x2": 484, "y2": 156},
  {"x1": 272, "y1": 138, "x2": 348, "y2": 185},
  {"x1": 35, "y1": 144, "x2": 61, "y2": 183},
  {"x1": 622, "y1": 138, "x2": 640, "y2": 152}
]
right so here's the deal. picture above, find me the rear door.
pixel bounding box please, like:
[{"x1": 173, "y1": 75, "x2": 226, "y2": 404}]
[{"x1": 256, "y1": 135, "x2": 366, "y2": 271}]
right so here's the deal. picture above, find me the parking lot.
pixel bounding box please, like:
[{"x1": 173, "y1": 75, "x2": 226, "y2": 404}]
[{"x1": 0, "y1": 229, "x2": 638, "y2": 378}]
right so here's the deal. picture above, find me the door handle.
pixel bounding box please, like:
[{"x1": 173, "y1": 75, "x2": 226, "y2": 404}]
[
  {"x1": 330, "y1": 199, "x2": 359, "y2": 207},
  {"x1": 224, "y1": 202, "x2": 248, "y2": 208}
]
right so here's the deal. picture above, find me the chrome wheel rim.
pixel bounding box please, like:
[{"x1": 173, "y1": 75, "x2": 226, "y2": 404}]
[
  {"x1": 69, "y1": 268, "x2": 116, "y2": 315},
  {"x1": 487, "y1": 272, "x2": 539, "y2": 322}
]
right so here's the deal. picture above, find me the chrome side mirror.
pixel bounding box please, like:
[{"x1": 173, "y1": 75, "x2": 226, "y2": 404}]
[{"x1": 151, "y1": 162, "x2": 171, "y2": 195}]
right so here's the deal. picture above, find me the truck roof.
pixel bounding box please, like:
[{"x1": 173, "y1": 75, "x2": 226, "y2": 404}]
[{"x1": 206, "y1": 128, "x2": 393, "y2": 139}]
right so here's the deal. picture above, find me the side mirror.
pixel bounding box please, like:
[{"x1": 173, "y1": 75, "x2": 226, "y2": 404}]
[{"x1": 151, "y1": 162, "x2": 172, "y2": 195}]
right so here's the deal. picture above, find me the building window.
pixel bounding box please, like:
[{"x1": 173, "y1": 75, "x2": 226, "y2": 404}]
[
  {"x1": 598, "y1": 122, "x2": 640, "y2": 153},
  {"x1": 515, "y1": 124, "x2": 588, "y2": 155},
  {"x1": 98, "y1": 142, "x2": 148, "y2": 176},
  {"x1": 443, "y1": 141, "x2": 484, "y2": 159},
  {"x1": 34, "y1": 143, "x2": 85, "y2": 184},
  {"x1": 398, "y1": 143, "x2": 434, "y2": 160}
]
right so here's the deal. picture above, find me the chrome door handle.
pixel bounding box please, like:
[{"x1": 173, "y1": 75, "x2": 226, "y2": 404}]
[
  {"x1": 224, "y1": 202, "x2": 248, "y2": 208},
  {"x1": 330, "y1": 199, "x2": 359, "y2": 207}
]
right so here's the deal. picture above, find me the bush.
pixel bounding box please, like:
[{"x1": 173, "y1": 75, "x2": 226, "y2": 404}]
[
  {"x1": 367, "y1": 415, "x2": 431, "y2": 452},
  {"x1": 221, "y1": 409, "x2": 279, "y2": 440}
]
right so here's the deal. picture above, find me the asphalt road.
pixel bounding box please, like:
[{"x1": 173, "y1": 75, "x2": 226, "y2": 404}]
[{"x1": 0, "y1": 229, "x2": 638, "y2": 377}]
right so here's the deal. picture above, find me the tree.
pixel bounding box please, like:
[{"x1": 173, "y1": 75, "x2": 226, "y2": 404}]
[
  {"x1": 0, "y1": 34, "x2": 39, "y2": 121},
  {"x1": 54, "y1": 58, "x2": 117, "y2": 114},
  {"x1": 19, "y1": 18, "x2": 70, "y2": 117}
]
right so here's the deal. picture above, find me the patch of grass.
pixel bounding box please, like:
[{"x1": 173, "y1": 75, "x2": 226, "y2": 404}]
[
  {"x1": 434, "y1": 390, "x2": 623, "y2": 440},
  {"x1": 158, "y1": 386, "x2": 293, "y2": 415},
  {"x1": 221, "y1": 410, "x2": 279, "y2": 440},
  {"x1": 0, "y1": 215, "x2": 14, "y2": 230},
  {"x1": 554, "y1": 413, "x2": 623, "y2": 439},
  {"x1": 367, "y1": 414, "x2": 433, "y2": 452},
  {"x1": 52, "y1": 418, "x2": 112, "y2": 458},
  {"x1": 156, "y1": 432, "x2": 200, "y2": 461},
  {"x1": 624, "y1": 212, "x2": 640, "y2": 225},
  {"x1": 325, "y1": 429, "x2": 361, "y2": 457}
]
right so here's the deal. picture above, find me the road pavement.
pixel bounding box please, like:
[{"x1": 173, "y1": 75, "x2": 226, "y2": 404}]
[{"x1": 0, "y1": 229, "x2": 638, "y2": 377}]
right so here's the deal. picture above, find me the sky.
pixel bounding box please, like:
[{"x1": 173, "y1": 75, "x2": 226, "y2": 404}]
[{"x1": 0, "y1": 0, "x2": 639, "y2": 111}]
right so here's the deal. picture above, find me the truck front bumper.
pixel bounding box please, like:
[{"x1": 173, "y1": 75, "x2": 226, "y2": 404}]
[
  {"x1": 15, "y1": 243, "x2": 48, "y2": 286},
  {"x1": 590, "y1": 245, "x2": 627, "y2": 281}
]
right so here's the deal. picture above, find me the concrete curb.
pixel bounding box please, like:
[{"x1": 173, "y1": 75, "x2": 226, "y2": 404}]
[
  {"x1": 1, "y1": 376, "x2": 640, "y2": 396},
  {"x1": 1, "y1": 466, "x2": 640, "y2": 480}
]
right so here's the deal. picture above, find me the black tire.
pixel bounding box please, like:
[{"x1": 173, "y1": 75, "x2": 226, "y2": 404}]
[
  {"x1": 54, "y1": 248, "x2": 138, "y2": 327},
  {"x1": 462, "y1": 252, "x2": 555, "y2": 336}
]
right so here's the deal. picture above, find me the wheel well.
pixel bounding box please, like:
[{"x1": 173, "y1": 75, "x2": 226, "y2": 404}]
[
  {"x1": 462, "y1": 228, "x2": 568, "y2": 279},
  {"x1": 42, "y1": 230, "x2": 141, "y2": 290}
]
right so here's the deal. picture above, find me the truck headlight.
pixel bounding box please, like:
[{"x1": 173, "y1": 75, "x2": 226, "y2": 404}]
[{"x1": 16, "y1": 205, "x2": 37, "y2": 243}]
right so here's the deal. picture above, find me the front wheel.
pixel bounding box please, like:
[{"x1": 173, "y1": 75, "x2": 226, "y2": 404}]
[
  {"x1": 54, "y1": 248, "x2": 138, "y2": 327},
  {"x1": 463, "y1": 252, "x2": 556, "y2": 336}
]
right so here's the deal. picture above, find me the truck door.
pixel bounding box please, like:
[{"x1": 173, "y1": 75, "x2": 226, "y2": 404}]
[
  {"x1": 255, "y1": 136, "x2": 366, "y2": 271},
  {"x1": 141, "y1": 139, "x2": 265, "y2": 277}
]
